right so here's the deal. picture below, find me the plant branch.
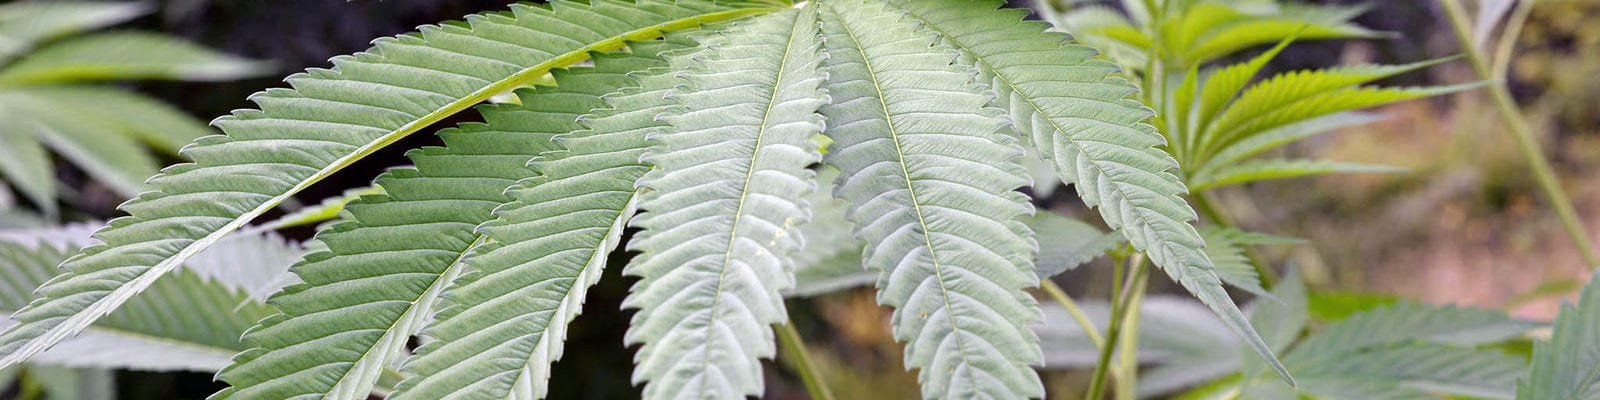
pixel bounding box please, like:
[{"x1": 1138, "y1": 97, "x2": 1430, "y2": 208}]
[
  {"x1": 1086, "y1": 253, "x2": 1146, "y2": 400},
  {"x1": 1192, "y1": 190, "x2": 1280, "y2": 286},
  {"x1": 1040, "y1": 279, "x2": 1106, "y2": 348},
  {"x1": 1440, "y1": 0, "x2": 1600, "y2": 270},
  {"x1": 1113, "y1": 266, "x2": 1149, "y2": 400},
  {"x1": 776, "y1": 321, "x2": 835, "y2": 400}
]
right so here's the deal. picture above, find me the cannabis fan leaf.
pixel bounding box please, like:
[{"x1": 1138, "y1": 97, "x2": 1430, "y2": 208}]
[{"x1": 0, "y1": 0, "x2": 1306, "y2": 398}]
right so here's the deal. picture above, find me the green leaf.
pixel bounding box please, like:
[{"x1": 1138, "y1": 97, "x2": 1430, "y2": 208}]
[
  {"x1": 1201, "y1": 111, "x2": 1387, "y2": 175},
  {"x1": 623, "y1": 8, "x2": 827, "y2": 399},
  {"x1": 1296, "y1": 343, "x2": 1525, "y2": 400},
  {"x1": 0, "y1": 88, "x2": 164, "y2": 197},
  {"x1": 1518, "y1": 273, "x2": 1600, "y2": 400},
  {"x1": 787, "y1": 167, "x2": 872, "y2": 298},
  {"x1": 0, "y1": 230, "x2": 296, "y2": 372},
  {"x1": 215, "y1": 39, "x2": 690, "y2": 400},
  {"x1": 1201, "y1": 60, "x2": 1463, "y2": 155},
  {"x1": 792, "y1": 208, "x2": 1121, "y2": 297},
  {"x1": 1245, "y1": 268, "x2": 1308, "y2": 357},
  {"x1": 0, "y1": 1, "x2": 149, "y2": 61},
  {"x1": 0, "y1": 0, "x2": 777, "y2": 372},
  {"x1": 896, "y1": 0, "x2": 1291, "y2": 383},
  {"x1": 0, "y1": 118, "x2": 54, "y2": 216},
  {"x1": 7, "y1": 86, "x2": 217, "y2": 153},
  {"x1": 1192, "y1": 37, "x2": 1293, "y2": 143},
  {"x1": 1032, "y1": 212, "x2": 1123, "y2": 279},
  {"x1": 0, "y1": 32, "x2": 271, "y2": 86},
  {"x1": 819, "y1": 1, "x2": 1044, "y2": 397},
  {"x1": 1288, "y1": 302, "x2": 1538, "y2": 364},
  {"x1": 1306, "y1": 290, "x2": 1400, "y2": 322},
  {"x1": 1191, "y1": 159, "x2": 1403, "y2": 191},
  {"x1": 390, "y1": 39, "x2": 692, "y2": 399}
]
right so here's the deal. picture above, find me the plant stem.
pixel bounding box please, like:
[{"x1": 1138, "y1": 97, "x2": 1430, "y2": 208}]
[
  {"x1": 1113, "y1": 266, "x2": 1149, "y2": 400},
  {"x1": 1192, "y1": 190, "x2": 1280, "y2": 286},
  {"x1": 1040, "y1": 279, "x2": 1106, "y2": 348},
  {"x1": 1440, "y1": 0, "x2": 1600, "y2": 270},
  {"x1": 776, "y1": 322, "x2": 835, "y2": 400},
  {"x1": 1086, "y1": 253, "x2": 1146, "y2": 400}
]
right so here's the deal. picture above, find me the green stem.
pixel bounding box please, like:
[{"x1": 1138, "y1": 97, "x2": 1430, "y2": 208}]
[
  {"x1": 17, "y1": 368, "x2": 43, "y2": 400},
  {"x1": 776, "y1": 322, "x2": 835, "y2": 400},
  {"x1": 1114, "y1": 267, "x2": 1149, "y2": 400},
  {"x1": 1192, "y1": 190, "x2": 1280, "y2": 286},
  {"x1": 1440, "y1": 0, "x2": 1600, "y2": 270},
  {"x1": 1040, "y1": 279, "x2": 1105, "y2": 348},
  {"x1": 1086, "y1": 253, "x2": 1146, "y2": 400}
]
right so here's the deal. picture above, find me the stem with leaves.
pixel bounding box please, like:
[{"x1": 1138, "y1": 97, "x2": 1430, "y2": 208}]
[{"x1": 1439, "y1": 0, "x2": 1600, "y2": 270}]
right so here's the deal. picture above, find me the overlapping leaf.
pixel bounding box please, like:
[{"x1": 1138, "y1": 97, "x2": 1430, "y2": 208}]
[
  {"x1": 0, "y1": 229, "x2": 296, "y2": 372},
  {"x1": 1518, "y1": 273, "x2": 1600, "y2": 400},
  {"x1": 0, "y1": 0, "x2": 778, "y2": 371},
  {"x1": 819, "y1": 1, "x2": 1044, "y2": 397},
  {"x1": 893, "y1": 0, "x2": 1289, "y2": 381},
  {"x1": 623, "y1": 9, "x2": 827, "y2": 398},
  {"x1": 215, "y1": 48, "x2": 664, "y2": 399},
  {"x1": 392, "y1": 38, "x2": 694, "y2": 400}
]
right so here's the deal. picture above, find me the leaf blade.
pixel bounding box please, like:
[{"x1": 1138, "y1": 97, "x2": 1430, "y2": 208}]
[{"x1": 0, "y1": 0, "x2": 777, "y2": 371}]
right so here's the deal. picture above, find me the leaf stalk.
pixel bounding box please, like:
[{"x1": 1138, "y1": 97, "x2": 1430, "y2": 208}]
[{"x1": 1439, "y1": 0, "x2": 1600, "y2": 270}]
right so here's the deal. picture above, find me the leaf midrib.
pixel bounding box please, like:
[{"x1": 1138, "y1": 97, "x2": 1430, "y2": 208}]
[
  {"x1": 830, "y1": 6, "x2": 977, "y2": 386},
  {"x1": 323, "y1": 235, "x2": 484, "y2": 400},
  {"x1": 696, "y1": 10, "x2": 802, "y2": 397},
  {"x1": 896, "y1": 5, "x2": 1177, "y2": 263}
]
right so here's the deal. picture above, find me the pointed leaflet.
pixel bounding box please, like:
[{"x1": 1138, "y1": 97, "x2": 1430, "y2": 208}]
[
  {"x1": 623, "y1": 8, "x2": 826, "y2": 399},
  {"x1": 787, "y1": 167, "x2": 873, "y2": 298},
  {"x1": 0, "y1": 32, "x2": 270, "y2": 85},
  {"x1": 0, "y1": 234, "x2": 294, "y2": 372},
  {"x1": 818, "y1": 1, "x2": 1044, "y2": 397},
  {"x1": 389, "y1": 38, "x2": 691, "y2": 400},
  {"x1": 1190, "y1": 158, "x2": 1401, "y2": 191},
  {"x1": 892, "y1": 0, "x2": 1290, "y2": 381},
  {"x1": 215, "y1": 45, "x2": 676, "y2": 399},
  {"x1": 1518, "y1": 273, "x2": 1600, "y2": 400},
  {"x1": 0, "y1": 0, "x2": 779, "y2": 369},
  {"x1": 0, "y1": 116, "x2": 53, "y2": 215}
]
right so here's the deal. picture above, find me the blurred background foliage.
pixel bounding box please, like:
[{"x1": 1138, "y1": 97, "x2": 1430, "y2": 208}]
[{"x1": 0, "y1": 0, "x2": 1596, "y2": 399}]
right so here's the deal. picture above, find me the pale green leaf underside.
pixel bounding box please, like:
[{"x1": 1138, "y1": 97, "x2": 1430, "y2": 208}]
[
  {"x1": 624, "y1": 7, "x2": 826, "y2": 399},
  {"x1": 390, "y1": 38, "x2": 692, "y2": 400},
  {"x1": 791, "y1": 208, "x2": 1125, "y2": 297},
  {"x1": 1031, "y1": 211, "x2": 1123, "y2": 279},
  {"x1": 894, "y1": 0, "x2": 1290, "y2": 382},
  {"x1": 0, "y1": 232, "x2": 291, "y2": 372},
  {"x1": 820, "y1": 1, "x2": 1044, "y2": 397},
  {"x1": 1262, "y1": 299, "x2": 1536, "y2": 400},
  {"x1": 215, "y1": 51, "x2": 638, "y2": 400},
  {"x1": 1200, "y1": 227, "x2": 1306, "y2": 298},
  {"x1": 0, "y1": 0, "x2": 776, "y2": 371},
  {"x1": 786, "y1": 167, "x2": 872, "y2": 298},
  {"x1": 1518, "y1": 273, "x2": 1600, "y2": 400}
]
